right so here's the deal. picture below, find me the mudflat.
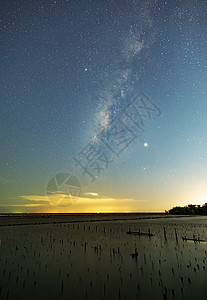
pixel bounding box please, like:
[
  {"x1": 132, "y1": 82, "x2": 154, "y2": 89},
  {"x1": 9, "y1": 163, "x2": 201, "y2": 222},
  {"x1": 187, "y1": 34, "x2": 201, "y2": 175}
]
[{"x1": 0, "y1": 214, "x2": 206, "y2": 299}]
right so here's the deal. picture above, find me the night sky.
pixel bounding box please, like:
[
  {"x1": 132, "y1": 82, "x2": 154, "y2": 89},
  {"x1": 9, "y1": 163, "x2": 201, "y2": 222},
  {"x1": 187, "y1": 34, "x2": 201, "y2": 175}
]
[{"x1": 1, "y1": 0, "x2": 207, "y2": 213}]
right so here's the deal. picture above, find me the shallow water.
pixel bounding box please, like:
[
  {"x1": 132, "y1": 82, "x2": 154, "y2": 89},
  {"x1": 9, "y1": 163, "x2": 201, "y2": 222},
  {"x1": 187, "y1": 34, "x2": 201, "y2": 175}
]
[{"x1": 0, "y1": 215, "x2": 207, "y2": 299}]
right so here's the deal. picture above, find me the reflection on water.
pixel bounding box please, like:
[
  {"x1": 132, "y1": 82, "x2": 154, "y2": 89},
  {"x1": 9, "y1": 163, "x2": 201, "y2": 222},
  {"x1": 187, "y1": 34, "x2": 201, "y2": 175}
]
[{"x1": 0, "y1": 215, "x2": 207, "y2": 299}]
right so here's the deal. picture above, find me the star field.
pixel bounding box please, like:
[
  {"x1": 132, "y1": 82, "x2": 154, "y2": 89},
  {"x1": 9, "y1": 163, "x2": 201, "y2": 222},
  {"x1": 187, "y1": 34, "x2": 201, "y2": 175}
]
[{"x1": 0, "y1": 0, "x2": 207, "y2": 212}]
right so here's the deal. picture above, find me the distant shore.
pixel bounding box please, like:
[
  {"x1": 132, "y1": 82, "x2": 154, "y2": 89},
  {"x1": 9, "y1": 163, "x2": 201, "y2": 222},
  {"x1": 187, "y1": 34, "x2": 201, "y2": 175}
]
[{"x1": 0, "y1": 212, "x2": 200, "y2": 227}]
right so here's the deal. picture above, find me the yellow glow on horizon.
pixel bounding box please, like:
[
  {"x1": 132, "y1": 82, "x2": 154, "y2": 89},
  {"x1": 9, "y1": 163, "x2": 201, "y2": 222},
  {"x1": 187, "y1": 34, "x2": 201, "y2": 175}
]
[
  {"x1": 0, "y1": 203, "x2": 47, "y2": 207},
  {"x1": 1, "y1": 177, "x2": 206, "y2": 213},
  {"x1": 0, "y1": 194, "x2": 152, "y2": 213}
]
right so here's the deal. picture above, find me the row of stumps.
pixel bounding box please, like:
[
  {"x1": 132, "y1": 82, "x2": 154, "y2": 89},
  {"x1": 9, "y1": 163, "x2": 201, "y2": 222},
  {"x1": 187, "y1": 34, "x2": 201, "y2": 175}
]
[
  {"x1": 182, "y1": 235, "x2": 205, "y2": 242},
  {"x1": 127, "y1": 229, "x2": 155, "y2": 237},
  {"x1": 127, "y1": 228, "x2": 206, "y2": 243}
]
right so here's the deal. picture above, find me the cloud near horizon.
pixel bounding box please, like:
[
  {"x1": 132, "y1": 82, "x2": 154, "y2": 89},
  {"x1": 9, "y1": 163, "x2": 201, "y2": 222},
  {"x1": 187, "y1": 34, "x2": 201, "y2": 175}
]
[{"x1": 0, "y1": 193, "x2": 148, "y2": 213}]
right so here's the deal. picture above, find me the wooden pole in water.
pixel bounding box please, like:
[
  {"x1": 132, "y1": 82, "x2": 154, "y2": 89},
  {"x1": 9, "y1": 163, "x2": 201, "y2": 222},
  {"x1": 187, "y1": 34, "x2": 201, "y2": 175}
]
[
  {"x1": 174, "y1": 228, "x2": 178, "y2": 243},
  {"x1": 164, "y1": 227, "x2": 167, "y2": 241}
]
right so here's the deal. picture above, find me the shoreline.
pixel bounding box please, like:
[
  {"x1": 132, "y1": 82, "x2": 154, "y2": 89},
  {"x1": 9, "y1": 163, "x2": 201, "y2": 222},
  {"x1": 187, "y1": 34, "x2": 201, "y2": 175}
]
[{"x1": 0, "y1": 213, "x2": 202, "y2": 227}]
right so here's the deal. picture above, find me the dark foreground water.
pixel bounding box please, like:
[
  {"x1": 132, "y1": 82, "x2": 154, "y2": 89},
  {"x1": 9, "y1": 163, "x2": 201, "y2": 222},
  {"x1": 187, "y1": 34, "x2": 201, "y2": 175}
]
[{"x1": 0, "y1": 214, "x2": 207, "y2": 299}]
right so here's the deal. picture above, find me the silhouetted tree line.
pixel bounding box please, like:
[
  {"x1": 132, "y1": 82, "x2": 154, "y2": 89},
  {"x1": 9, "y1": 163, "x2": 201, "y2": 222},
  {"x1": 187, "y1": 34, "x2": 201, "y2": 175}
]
[{"x1": 166, "y1": 203, "x2": 207, "y2": 215}]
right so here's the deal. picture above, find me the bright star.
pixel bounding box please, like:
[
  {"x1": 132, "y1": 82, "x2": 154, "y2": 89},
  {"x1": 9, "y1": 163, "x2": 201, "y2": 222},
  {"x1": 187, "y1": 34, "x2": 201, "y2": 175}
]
[{"x1": 144, "y1": 143, "x2": 148, "y2": 147}]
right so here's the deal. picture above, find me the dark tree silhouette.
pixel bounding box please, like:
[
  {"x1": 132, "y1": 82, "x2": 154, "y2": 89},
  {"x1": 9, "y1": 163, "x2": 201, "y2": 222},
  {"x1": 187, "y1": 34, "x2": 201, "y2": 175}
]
[{"x1": 167, "y1": 203, "x2": 207, "y2": 215}]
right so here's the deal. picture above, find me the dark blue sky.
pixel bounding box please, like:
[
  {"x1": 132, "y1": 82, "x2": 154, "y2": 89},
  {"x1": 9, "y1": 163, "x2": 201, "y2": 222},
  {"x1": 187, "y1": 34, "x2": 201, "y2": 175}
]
[{"x1": 1, "y1": 0, "x2": 207, "y2": 212}]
